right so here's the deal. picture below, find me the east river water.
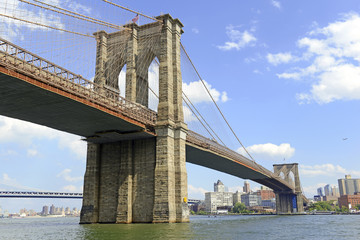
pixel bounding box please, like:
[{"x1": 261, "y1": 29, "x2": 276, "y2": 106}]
[{"x1": 0, "y1": 215, "x2": 359, "y2": 239}]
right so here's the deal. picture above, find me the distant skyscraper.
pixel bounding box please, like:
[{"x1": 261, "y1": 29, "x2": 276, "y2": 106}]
[
  {"x1": 331, "y1": 186, "x2": 340, "y2": 197},
  {"x1": 214, "y1": 180, "x2": 225, "y2": 192},
  {"x1": 205, "y1": 180, "x2": 233, "y2": 213},
  {"x1": 49, "y1": 204, "x2": 55, "y2": 215},
  {"x1": 317, "y1": 187, "x2": 324, "y2": 196},
  {"x1": 324, "y1": 184, "x2": 332, "y2": 196},
  {"x1": 243, "y1": 181, "x2": 250, "y2": 193},
  {"x1": 338, "y1": 175, "x2": 360, "y2": 196},
  {"x1": 42, "y1": 205, "x2": 49, "y2": 216}
]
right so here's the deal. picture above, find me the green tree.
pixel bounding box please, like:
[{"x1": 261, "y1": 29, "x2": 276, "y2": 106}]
[
  {"x1": 341, "y1": 206, "x2": 349, "y2": 213},
  {"x1": 232, "y1": 202, "x2": 247, "y2": 213},
  {"x1": 309, "y1": 201, "x2": 337, "y2": 212}
]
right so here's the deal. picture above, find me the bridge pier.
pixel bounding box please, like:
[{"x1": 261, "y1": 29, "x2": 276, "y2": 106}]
[
  {"x1": 80, "y1": 130, "x2": 189, "y2": 223},
  {"x1": 273, "y1": 163, "x2": 304, "y2": 214},
  {"x1": 81, "y1": 14, "x2": 189, "y2": 224}
]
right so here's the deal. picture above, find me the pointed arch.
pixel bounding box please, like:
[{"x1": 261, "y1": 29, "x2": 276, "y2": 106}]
[
  {"x1": 136, "y1": 48, "x2": 160, "y2": 107},
  {"x1": 105, "y1": 50, "x2": 126, "y2": 92},
  {"x1": 118, "y1": 64, "x2": 127, "y2": 98}
]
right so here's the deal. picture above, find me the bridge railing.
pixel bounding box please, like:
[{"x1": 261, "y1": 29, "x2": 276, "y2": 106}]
[
  {"x1": 0, "y1": 37, "x2": 157, "y2": 126},
  {"x1": 0, "y1": 191, "x2": 83, "y2": 198},
  {"x1": 186, "y1": 130, "x2": 295, "y2": 191},
  {"x1": 186, "y1": 130, "x2": 261, "y2": 170}
]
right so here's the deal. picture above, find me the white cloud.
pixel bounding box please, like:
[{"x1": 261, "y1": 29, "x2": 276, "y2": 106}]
[
  {"x1": 57, "y1": 169, "x2": 83, "y2": 182},
  {"x1": 0, "y1": 116, "x2": 86, "y2": 159},
  {"x1": 267, "y1": 52, "x2": 295, "y2": 66},
  {"x1": 62, "y1": 184, "x2": 83, "y2": 192},
  {"x1": 66, "y1": 1, "x2": 92, "y2": 14},
  {"x1": 183, "y1": 105, "x2": 198, "y2": 123},
  {"x1": 228, "y1": 186, "x2": 244, "y2": 193},
  {"x1": 192, "y1": 28, "x2": 199, "y2": 34},
  {"x1": 218, "y1": 25, "x2": 256, "y2": 51},
  {"x1": 183, "y1": 80, "x2": 228, "y2": 104},
  {"x1": 275, "y1": 13, "x2": 360, "y2": 104},
  {"x1": 0, "y1": 0, "x2": 65, "y2": 41},
  {"x1": 0, "y1": 173, "x2": 42, "y2": 191},
  {"x1": 300, "y1": 163, "x2": 360, "y2": 177},
  {"x1": 27, "y1": 149, "x2": 38, "y2": 157},
  {"x1": 270, "y1": 0, "x2": 281, "y2": 9},
  {"x1": 238, "y1": 143, "x2": 295, "y2": 161},
  {"x1": 0, "y1": 0, "x2": 92, "y2": 41},
  {"x1": 188, "y1": 184, "x2": 209, "y2": 195}
]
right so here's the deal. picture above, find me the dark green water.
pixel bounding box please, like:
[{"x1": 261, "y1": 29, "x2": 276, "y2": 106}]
[{"x1": 0, "y1": 215, "x2": 359, "y2": 239}]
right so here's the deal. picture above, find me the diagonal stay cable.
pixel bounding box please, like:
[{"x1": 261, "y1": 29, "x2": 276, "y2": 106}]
[
  {"x1": 151, "y1": 59, "x2": 226, "y2": 146},
  {"x1": 180, "y1": 42, "x2": 256, "y2": 162},
  {"x1": 33, "y1": 0, "x2": 126, "y2": 30},
  {"x1": 182, "y1": 92, "x2": 226, "y2": 146}
]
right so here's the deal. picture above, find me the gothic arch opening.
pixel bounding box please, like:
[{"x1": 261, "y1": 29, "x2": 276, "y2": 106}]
[
  {"x1": 148, "y1": 57, "x2": 159, "y2": 111},
  {"x1": 289, "y1": 170, "x2": 295, "y2": 187},
  {"x1": 118, "y1": 64, "x2": 127, "y2": 98},
  {"x1": 279, "y1": 171, "x2": 285, "y2": 180}
]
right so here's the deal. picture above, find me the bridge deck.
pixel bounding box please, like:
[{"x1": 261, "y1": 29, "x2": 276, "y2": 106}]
[{"x1": 0, "y1": 38, "x2": 297, "y2": 193}]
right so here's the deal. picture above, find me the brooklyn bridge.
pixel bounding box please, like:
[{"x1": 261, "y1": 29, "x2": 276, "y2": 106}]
[{"x1": 0, "y1": 0, "x2": 307, "y2": 223}]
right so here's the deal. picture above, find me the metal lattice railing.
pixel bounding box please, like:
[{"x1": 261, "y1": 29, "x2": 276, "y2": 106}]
[
  {"x1": 0, "y1": 191, "x2": 83, "y2": 198},
  {"x1": 0, "y1": 37, "x2": 157, "y2": 126},
  {"x1": 186, "y1": 130, "x2": 295, "y2": 191}
]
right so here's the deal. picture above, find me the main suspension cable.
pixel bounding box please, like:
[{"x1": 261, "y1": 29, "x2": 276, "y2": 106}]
[
  {"x1": 102, "y1": 0, "x2": 161, "y2": 22},
  {"x1": 180, "y1": 42, "x2": 256, "y2": 162},
  {"x1": 32, "y1": 0, "x2": 127, "y2": 30},
  {"x1": 0, "y1": 13, "x2": 95, "y2": 38}
]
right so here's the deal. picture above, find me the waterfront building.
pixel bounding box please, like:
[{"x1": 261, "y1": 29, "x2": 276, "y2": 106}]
[
  {"x1": 338, "y1": 175, "x2": 360, "y2": 196},
  {"x1": 317, "y1": 187, "x2": 324, "y2": 197},
  {"x1": 338, "y1": 193, "x2": 360, "y2": 209},
  {"x1": 261, "y1": 198, "x2": 276, "y2": 209},
  {"x1": 241, "y1": 193, "x2": 261, "y2": 207},
  {"x1": 205, "y1": 180, "x2": 234, "y2": 213},
  {"x1": 323, "y1": 195, "x2": 338, "y2": 201},
  {"x1": 243, "y1": 181, "x2": 250, "y2": 194},
  {"x1": 313, "y1": 195, "x2": 323, "y2": 202},
  {"x1": 233, "y1": 191, "x2": 243, "y2": 204},
  {"x1": 256, "y1": 186, "x2": 275, "y2": 200}
]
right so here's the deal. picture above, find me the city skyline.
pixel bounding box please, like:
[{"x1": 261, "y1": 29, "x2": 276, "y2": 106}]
[{"x1": 2, "y1": 0, "x2": 360, "y2": 212}]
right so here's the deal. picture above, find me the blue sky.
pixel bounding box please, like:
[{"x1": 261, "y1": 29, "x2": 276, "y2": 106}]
[{"x1": 2, "y1": 0, "x2": 360, "y2": 213}]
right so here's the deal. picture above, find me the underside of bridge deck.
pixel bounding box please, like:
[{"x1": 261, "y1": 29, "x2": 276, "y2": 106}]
[{"x1": 0, "y1": 69, "x2": 154, "y2": 142}]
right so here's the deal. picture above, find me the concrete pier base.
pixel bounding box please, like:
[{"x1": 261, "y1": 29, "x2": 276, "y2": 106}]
[{"x1": 80, "y1": 134, "x2": 189, "y2": 224}]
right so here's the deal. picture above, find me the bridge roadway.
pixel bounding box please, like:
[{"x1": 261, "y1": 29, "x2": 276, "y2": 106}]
[
  {"x1": 0, "y1": 37, "x2": 294, "y2": 193},
  {"x1": 0, "y1": 191, "x2": 83, "y2": 199}
]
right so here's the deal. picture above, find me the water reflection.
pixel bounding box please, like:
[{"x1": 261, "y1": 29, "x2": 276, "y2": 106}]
[
  {"x1": 1, "y1": 215, "x2": 360, "y2": 240},
  {"x1": 80, "y1": 221, "x2": 193, "y2": 240}
]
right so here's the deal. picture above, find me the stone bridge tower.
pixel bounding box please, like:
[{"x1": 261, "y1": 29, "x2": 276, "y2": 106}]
[
  {"x1": 273, "y1": 163, "x2": 304, "y2": 214},
  {"x1": 80, "y1": 14, "x2": 189, "y2": 223}
]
